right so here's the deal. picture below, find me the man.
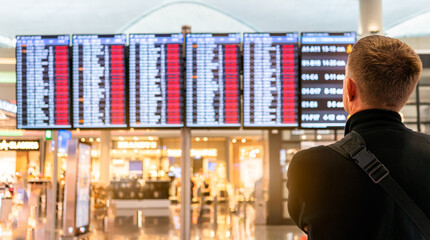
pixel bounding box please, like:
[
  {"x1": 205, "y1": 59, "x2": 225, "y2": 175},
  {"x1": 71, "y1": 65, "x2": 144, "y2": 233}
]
[{"x1": 287, "y1": 35, "x2": 430, "y2": 239}]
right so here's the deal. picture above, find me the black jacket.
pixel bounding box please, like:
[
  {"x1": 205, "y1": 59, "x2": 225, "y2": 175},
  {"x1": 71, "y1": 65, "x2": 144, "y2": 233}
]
[{"x1": 287, "y1": 109, "x2": 430, "y2": 240}]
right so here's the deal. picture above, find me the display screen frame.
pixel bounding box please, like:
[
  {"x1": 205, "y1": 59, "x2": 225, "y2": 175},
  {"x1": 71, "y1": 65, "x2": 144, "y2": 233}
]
[
  {"x1": 71, "y1": 34, "x2": 129, "y2": 130},
  {"x1": 184, "y1": 32, "x2": 242, "y2": 129},
  {"x1": 242, "y1": 32, "x2": 301, "y2": 129},
  {"x1": 15, "y1": 34, "x2": 73, "y2": 130},
  {"x1": 128, "y1": 33, "x2": 185, "y2": 129},
  {"x1": 299, "y1": 32, "x2": 356, "y2": 129}
]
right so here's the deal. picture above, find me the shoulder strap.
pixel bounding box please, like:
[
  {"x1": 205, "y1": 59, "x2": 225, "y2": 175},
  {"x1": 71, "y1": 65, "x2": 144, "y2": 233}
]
[{"x1": 328, "y1": 131, "x2": 430, "y2": 239}]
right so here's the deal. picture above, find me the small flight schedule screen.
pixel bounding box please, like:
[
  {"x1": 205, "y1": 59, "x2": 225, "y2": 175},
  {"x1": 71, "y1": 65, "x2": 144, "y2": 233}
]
[
  {"x1": 16, "y1": 35, "x2": 71, "y2": 129},
  {"x1": 243, "y1": 33, "x2": 299, "y2": 128},
  {"x1": 186, "y1": 33, "x2": 241, "y2": 128},
  {"x1": 300, "y1": 32, "x2": 356, "y2": 128},
  {"x1": 129, "y1": 34, "x2": 184, "y2": 128},
  {"x1": 72, "y1": 34, "x2": 127, "y2": 128}
]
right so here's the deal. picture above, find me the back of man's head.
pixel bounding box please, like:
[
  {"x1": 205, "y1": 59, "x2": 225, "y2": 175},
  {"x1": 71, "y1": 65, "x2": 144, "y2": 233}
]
[{"x1": 347, "y1": 35, "x2": 423, "y2": 111}]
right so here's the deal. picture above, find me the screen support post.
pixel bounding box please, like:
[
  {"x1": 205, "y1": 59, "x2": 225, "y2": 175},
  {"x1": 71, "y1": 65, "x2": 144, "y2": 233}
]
[
  {"x1": 180, "y1": 127, "x2": 191, "y2": 240},
  {"x1": 47, "y1": 130, "x2": 59, "y2": 239}
]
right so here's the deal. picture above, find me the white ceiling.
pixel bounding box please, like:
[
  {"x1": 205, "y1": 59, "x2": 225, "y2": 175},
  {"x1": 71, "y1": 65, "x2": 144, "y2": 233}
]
[{"x1": 0, "y1": 0, "x2": 430, "y2": 42}]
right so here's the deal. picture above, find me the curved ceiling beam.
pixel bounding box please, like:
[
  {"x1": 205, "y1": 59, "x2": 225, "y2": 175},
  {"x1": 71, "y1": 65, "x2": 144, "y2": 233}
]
[
  {"x1": 385, "y1": 7, "x2": 430, "y2": 37},
  {"x1": 117, "y1": 0, "x2": 259, "y2": 33}
]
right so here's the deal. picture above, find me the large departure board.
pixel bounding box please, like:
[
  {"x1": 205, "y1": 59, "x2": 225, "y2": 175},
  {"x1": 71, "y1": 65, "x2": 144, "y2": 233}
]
[
  {"x1": 16, "y1": 35, "x2": 71, "y2": 129},
  {"x1": 186, "y1": 33, "x2": 241, "y2": 128},
  {"x1": 129, "y1": 34, "x2": 184, "y2": 128},
  {"x1": 243, "y1": 33, "x2": 299, "y2": 128},
  {"x1": 72, "y1": 34, "x2": 127, "y2": 129},
  {"x1": 300, "y1": 32, "x2": 356, "y2": 128}
]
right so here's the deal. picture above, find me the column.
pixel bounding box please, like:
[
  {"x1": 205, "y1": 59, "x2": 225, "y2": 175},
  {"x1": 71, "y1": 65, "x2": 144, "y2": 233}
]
[
  {"x1": 267, "y1": 130, "x2": 283, "y2": 224},
  {"x1": 359, "y1": 0, "x2": 383, "y2": 36},
  {"x1": 99, "y1": 130, "x2": 111, "y2": 186}
]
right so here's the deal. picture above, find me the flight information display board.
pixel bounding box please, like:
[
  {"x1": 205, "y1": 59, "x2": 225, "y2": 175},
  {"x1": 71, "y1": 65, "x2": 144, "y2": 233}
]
[
  {"x1": 72, "y1": 34, "x2": 127, "y2": 128},
  {"x1": 129, "y1": 34, "x2": 184, "y2": 128},
  {"x1": 186, "y1": 33, "x2": 241, "y2": 128},
  {"x1": 16, "y1": 35, "x2": 71, "y2": 129},
  {"x1": 243, "y1": 33, "x2": 299, "y2": 128},
  {"x1": 300, "y1": 32, "x2": 356, "y2": 128}
]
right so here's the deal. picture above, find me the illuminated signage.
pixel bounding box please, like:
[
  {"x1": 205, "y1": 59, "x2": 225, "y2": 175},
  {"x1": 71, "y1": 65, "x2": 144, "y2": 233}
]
[
  {"x1": 0, "y1": 140, "x2": 40, "y2": 151},
  {"x1": 167, "y1": 149, "x2": 218, "y2": 158},
  {"x1": 45, "y1": 130, "x2": 53, "y2": 140},
  {"x1": 115, "y1": 141, "x2": 158, "y2": 149}
]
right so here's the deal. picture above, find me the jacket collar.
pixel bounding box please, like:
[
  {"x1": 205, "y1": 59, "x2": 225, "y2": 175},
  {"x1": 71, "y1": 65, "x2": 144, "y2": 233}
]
[{"x1": 344, "y1": 109, "x2": 404, "y2": 135}]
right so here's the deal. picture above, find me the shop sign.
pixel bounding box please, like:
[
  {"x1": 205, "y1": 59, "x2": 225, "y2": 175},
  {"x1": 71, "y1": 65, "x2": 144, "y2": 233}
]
[
  {"x1": 115, "y1": 141, "x2": 157, "y2": 149},
  {"x1": 0, "y1": 140, "x2": 39, "y2": 151},
  {"x1": 45, "y1": 130, "x2": 53, "y2": 140},
  {"x1": 167, "y1": 149, "x2": 218, "y2": 158}
]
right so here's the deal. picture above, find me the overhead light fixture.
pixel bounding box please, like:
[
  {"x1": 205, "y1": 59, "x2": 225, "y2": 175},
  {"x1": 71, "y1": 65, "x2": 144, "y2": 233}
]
[
  {"x1": 232, "y1": 139, "x2": 237, "y2": 143},
  {"x1": 195, "y1": 137, "x2": 200, "y2": 142},
  {"x1": 241, "y1": 138, "x2": 246, "y2": 143},
  {"x1": 112, "y1": 159, "x2": 124, "y2": 165},
  {"x1": 203, "y1": 137, "x2": 208, "y2": 142}
]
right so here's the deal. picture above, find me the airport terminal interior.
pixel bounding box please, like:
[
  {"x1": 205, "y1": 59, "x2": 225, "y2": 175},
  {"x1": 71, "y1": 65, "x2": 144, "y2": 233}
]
[{"x1": 1, "y1": 0, "x2": 430, "y2": 239}]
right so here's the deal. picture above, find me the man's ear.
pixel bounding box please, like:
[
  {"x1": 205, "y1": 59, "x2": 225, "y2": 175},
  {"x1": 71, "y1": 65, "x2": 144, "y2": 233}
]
[{"x1": 345, "y1": 77, "x2": 357, "y2": 101}]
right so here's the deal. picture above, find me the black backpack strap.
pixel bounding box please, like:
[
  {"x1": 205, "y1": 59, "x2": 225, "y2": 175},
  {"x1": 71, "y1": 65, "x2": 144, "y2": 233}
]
[{"x1": 328, "y1": 131, "x2": 430, "y2": 239}]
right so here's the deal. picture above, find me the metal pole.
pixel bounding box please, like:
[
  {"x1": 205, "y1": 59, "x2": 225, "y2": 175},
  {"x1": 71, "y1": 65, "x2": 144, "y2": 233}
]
[
  {"x1": 416, "y1": 83, "x2": 421, "y2": 132},
  {"x1": 180, "y1": 24, "x2": 192, "y2": 240},
  {"x1": 180, "y1": 127, "x2": 191, "y2": 240},
  {"x1": 50, "y1": 130, "x2": 59, "y2": 239}
]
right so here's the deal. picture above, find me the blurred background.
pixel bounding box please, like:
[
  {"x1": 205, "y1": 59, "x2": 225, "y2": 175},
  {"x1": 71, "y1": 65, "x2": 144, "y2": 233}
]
[{"x1": 0, "y1": 0, "x2": 429, "y2": 239}]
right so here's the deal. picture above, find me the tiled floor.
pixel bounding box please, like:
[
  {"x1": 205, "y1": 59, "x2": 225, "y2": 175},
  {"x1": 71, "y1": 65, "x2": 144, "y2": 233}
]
[{"x1": 0, "y1": 202, "x2": 306, "y2": 239}]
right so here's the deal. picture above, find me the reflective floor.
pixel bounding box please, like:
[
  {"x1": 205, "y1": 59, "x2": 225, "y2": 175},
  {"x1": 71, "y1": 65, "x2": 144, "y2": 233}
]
[
  {"x1": 90, "y1": 203, "x2": 306, "y2": 240},
  {"x1": 0, "y1": 202, "x2": 306, "y2": 240}
]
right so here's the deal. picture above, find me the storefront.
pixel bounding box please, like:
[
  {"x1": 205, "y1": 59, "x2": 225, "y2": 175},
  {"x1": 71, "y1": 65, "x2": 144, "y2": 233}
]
[
  {"x1": 0, "y1": 139, "x2": 41, "y2": 183},
  {"x1": 72, "y1": 133, "x2": 265, "y2": 207}
]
